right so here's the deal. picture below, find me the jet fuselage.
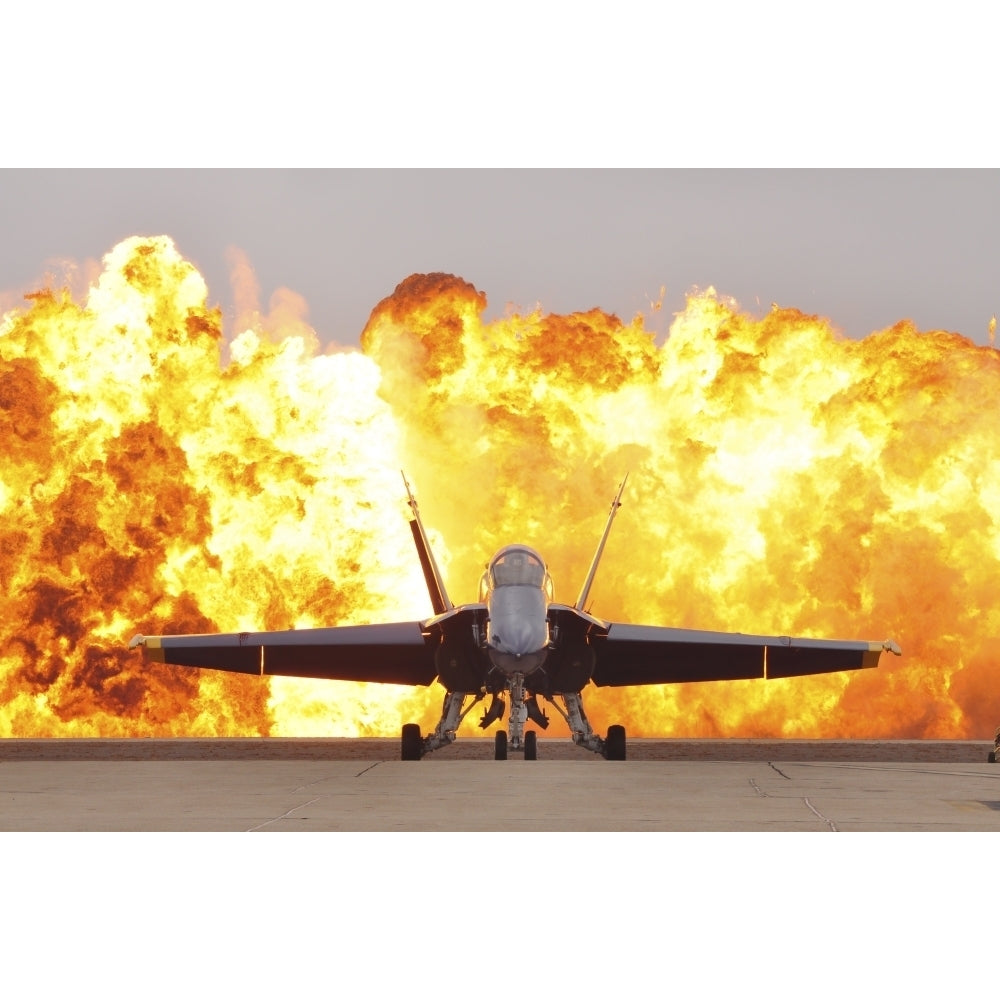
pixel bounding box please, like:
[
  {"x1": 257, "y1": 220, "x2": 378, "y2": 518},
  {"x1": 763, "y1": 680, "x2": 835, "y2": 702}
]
[{"x1": 481, "y1": 544, "x2": 552, "y2": 677}]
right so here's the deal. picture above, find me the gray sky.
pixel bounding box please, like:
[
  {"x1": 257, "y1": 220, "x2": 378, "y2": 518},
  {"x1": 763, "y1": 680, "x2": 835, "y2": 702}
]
[
  {"x1": 2, "y1": 169, "x2": 998, "y2": 347},
  {"x1": 3, "y1": 8, "x2": 996, "y2": 347}
]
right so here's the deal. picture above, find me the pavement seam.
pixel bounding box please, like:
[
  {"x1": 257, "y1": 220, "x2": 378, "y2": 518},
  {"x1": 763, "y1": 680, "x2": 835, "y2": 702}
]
[{"x1": 793, "y1": 761, "x2": 1000, "y2": 778}]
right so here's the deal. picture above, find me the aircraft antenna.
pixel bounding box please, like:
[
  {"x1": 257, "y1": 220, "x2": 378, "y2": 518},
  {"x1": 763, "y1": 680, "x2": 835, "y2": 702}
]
[{"x1": 574, "y1": 474, "x2": 628, "y2": 612}]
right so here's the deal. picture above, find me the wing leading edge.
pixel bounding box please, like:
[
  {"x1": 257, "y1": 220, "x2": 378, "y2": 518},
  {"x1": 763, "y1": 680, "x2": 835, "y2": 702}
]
[
  {"x1": 584, "y1": 620, "x2": 900, "y2": 687},
  {"x1": 129, "y1": 620, "x2": 439, "y2": 687}
]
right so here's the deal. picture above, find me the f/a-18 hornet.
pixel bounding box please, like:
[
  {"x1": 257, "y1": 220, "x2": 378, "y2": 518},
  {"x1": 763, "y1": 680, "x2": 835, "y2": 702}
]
[{"x1": 130, "y1": 474, "x2": 901, "y2": 760}]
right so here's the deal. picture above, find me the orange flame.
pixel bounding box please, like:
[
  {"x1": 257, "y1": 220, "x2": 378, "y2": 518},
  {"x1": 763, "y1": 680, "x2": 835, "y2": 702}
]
[{"x1": 2, "y1": 236, "x2": 999, "y2": 739}]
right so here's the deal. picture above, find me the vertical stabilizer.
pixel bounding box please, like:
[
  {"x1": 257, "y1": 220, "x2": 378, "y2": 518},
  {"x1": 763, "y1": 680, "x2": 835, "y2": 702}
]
[
  {"x1": 574, "y1": 475, "x2": 628, "y2": 612},
  {"x1": 402, "y1": 472, "x2": 454, "y2": 616}
]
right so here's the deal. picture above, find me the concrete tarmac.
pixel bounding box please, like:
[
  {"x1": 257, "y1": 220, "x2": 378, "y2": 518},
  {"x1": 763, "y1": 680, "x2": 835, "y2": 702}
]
[{"x1": 2, "y1": 738, "x2": 999, "y2": 831}]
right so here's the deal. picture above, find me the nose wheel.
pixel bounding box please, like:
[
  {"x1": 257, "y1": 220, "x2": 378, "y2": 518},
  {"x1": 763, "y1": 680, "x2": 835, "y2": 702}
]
[{"x1": 495, "y1": 729, "x2": 539, "y2": 759}]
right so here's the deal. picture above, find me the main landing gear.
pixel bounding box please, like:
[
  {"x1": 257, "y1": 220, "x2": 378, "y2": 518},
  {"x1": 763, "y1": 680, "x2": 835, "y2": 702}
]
[
  {"x1": 401, "y1": 723, "x2": 423, "y2": 761},
  {"x1": 401, "y1": 721, "x2": 624, "y2": 760},
  {"x1": 398, "y1": 676, "x2": 627, "y2": 761},
  {"x1": 604, "y1": 724, "x2": 626, "y2": 761},
  {"x1": 546, "y1": 691, "x2": 626, "y2": 760},
  {"x1": 400, "y1": 714, "x2": 626, "y2": 761}
]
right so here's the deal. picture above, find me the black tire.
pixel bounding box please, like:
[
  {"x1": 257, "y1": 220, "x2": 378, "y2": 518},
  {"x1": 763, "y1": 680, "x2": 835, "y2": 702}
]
[
  {"x1": 401, "y1": 723, "x2": 423, "y2": 761},
  {"x1": 989, "y1": 750, "x2": 996, "y2": 764},
  {"x1": 524, "y1": 730, "x2": 538, "y2": 761},
  {"x1": 494, "y1": 730, "x2": 508, "y2": 760},
  {"x1": 605, "y1": 724, "x2": 626, "y2": 761}
]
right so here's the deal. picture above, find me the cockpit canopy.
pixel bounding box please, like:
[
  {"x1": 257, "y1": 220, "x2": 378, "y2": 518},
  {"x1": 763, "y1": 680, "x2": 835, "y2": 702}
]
[{"x1": 480, "y1": 545, "x2": 554, "y2": 600}]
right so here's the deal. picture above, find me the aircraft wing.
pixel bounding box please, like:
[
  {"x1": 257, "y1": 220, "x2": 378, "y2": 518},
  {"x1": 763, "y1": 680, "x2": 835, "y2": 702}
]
[
  {"x1": 585, "y1": 621, "x2": 899, "y2": 687},
  {"x1": 129, "y1": 621, "x2": 439, "y2": 686}
]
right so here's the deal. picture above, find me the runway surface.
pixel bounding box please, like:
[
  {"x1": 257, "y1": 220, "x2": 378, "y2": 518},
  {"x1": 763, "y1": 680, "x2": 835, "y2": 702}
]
[
  {"x1": 0, "y1": 736, "x2": 992, "y2": 761},
  {"x1": 2, "y1": 738, "x2": 999, "y2": 831}
]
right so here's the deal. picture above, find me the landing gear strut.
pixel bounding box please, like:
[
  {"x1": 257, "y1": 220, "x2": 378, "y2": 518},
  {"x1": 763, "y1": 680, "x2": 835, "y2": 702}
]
[
  {"x1": 400, "y1": 685, "x2": 626, "y2": 760},
  {"x1": 489, "y1": 672, "x2": 541, "y2": 757},
  {"x1": 400, "y1": 690, "x2": 486, "y2": 760},
  {"x1": 540, "y1": 691, "x2": 627, "y2": 759}
]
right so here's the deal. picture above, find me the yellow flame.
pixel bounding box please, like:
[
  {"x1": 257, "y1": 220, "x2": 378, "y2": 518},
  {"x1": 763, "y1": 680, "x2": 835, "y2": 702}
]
[{"x1": 3, "y1": 237, "x2": 1000, "y2": 740}]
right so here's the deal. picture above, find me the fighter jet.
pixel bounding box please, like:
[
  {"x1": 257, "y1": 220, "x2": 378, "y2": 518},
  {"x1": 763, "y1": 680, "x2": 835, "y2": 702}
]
[{"x1": 129, "y1": 474, "x2": 901, "y2": 760}]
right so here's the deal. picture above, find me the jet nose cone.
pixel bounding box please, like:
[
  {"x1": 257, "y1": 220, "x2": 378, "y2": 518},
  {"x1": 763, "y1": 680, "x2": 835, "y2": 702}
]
[{"x1": 490, "y1": 618, "x2": 543, "y2": 655}]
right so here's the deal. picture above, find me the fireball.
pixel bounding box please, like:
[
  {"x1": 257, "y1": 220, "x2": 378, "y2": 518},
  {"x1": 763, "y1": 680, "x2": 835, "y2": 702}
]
[{"x1": 2, "y1": 236, "x2": 997, "y2": 739}]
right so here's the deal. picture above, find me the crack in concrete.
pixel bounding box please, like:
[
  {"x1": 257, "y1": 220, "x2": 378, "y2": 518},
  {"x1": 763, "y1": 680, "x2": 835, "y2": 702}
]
[
  {"x1": 288, "y1": 761, "x2": 382, "y2": 793},
  {"x1": 254, "y1": 762, "x2": 386, "y2": 828},
  {"x1": 246, "y1": 796, "x2": 320, "y2": 832},
  {"x1": 803, "y1": 796, "x2": 837, "y2": 832}
]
